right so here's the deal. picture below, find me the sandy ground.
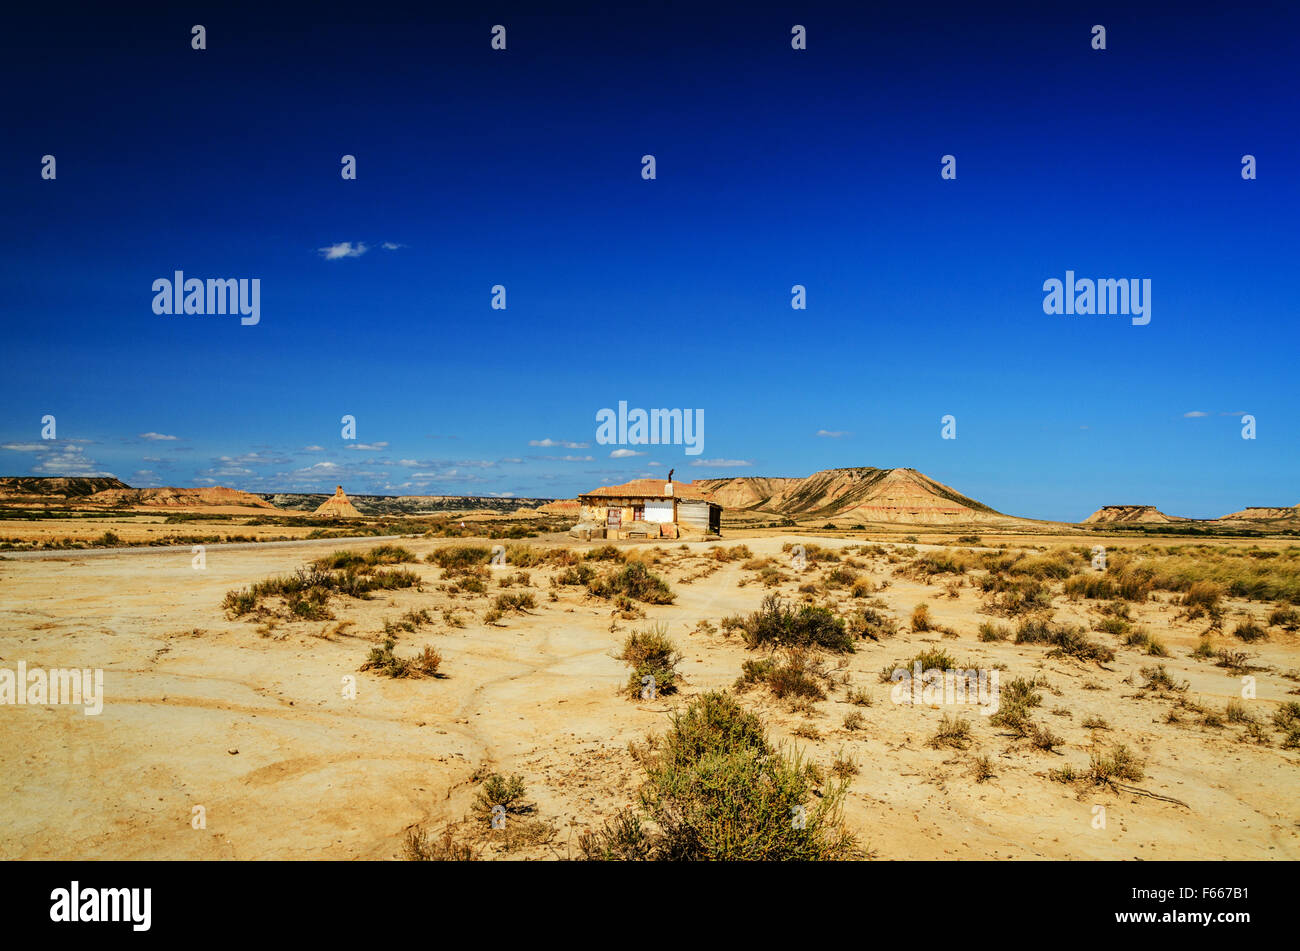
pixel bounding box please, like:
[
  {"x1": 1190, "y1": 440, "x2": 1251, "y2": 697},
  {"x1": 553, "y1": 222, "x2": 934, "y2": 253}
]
[{"x1": 1, "y1": 531, "x2": 1297, "y2": 860}]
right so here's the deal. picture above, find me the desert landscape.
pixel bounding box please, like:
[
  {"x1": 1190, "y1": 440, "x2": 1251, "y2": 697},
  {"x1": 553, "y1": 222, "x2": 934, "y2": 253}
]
[{"x1": 2, "y1": 471, "x2": 1297, "y2": 861}]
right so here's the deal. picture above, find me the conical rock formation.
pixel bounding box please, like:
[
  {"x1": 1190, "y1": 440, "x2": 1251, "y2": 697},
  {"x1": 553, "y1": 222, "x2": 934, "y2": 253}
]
[{"x1": 314, "y1": 485, "x2": 362, "y2": 518}]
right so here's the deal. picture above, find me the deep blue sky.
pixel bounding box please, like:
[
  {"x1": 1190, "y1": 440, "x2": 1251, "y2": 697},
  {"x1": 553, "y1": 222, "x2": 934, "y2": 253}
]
[{"x1": 2, "y1": 1, "x2": 1296, "y2": 520}]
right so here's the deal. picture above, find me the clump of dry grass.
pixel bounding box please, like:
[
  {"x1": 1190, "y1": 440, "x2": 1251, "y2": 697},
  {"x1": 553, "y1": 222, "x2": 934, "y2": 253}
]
[
  {"x1": 360, "y1": 637, "x2": 442, "y2": 678},
  {"x1": 927, "y1": 714, "x2": 972, "y2": 750},
  {"x1": 403, "y1": 827, "x2": 479, "y2": 861}
]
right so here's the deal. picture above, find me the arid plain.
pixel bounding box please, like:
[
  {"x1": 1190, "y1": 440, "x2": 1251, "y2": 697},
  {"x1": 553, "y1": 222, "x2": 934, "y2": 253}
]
[{"x1": 2, "y1": 502, "x2": 1298, "y2": 860}]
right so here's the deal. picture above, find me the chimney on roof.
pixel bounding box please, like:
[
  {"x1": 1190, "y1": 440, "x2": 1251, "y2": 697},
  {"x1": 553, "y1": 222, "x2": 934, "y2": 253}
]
[{"x1": 667, "y1": 468, "x2": 674, "y2": 484}]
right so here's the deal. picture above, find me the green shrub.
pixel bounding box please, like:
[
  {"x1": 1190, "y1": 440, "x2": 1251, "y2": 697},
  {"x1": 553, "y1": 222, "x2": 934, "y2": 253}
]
[
  {"x1": 738, "y1": 594, "x2": 853, "y2": 652},
  {"x1": 580, "y1": 692, "x2": 860, "y2": 860},
  {"x1": 1088, "y1": 745, "x2": 1144, "y2": 784},
  {"x1": 736, "y1": 649, "x2": 828, "y2": 701},
  {"x1": 977, "y1": 621, "x2": 1011, "y2": 642},
  {"x1": 621, "y1": 624, "x2": 682, "y2": 698},
  {"x1": 588, "y1": 562, "x2": 675, "y2": 604},
  {"x1": 427, "y1": 545, "x2": 492, "y2": 568},
  {"x1": 473, "y1": 773, "x2": 529, "y2": 821}
]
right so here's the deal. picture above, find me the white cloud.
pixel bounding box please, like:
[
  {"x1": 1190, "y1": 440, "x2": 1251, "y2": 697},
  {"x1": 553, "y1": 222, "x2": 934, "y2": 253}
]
[
  {"x1": 1, "y1": 441, "x2": 113, "y2": 476},
  {"x1": 345, "y1": 442, "x2": 389, "y2": 451},
  {"x1": 381, "y1": 241, "x2": 406, "y2": 251},
  {"x1": 610, "y1": 449, "x2": 644, "y2": 458},
  {"x1": 138, "y1": 432, "x2": 179, "y2": 441},
  {"x1": 690, "y1": 458, "x2": 752, "y2": 467},
  {"x1": 530, "y1": 438, "x2": 590, "y2": 449},
  {"x1": 318, "y1": 241, "x2": 368, "y2": 260},
  {"x1": 816, "y1": 429, "x2": 848, "y2": 438},
  {"x1": 302, "y1": 445, "x2": 325, "y2": 452},
  {"x1": 562, "y1": 455, "x2": 594, "y2": 462},
  {"x1": 1183, "y1": 411, "x2": 1209, "y2": 418}
]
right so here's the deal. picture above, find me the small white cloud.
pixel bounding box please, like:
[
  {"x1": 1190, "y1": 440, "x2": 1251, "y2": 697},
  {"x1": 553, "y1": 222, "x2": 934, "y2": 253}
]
[
  {"x1": 381, "y1": 241, "x2": 406, "y2": 251},
  {"x1": 562, "y1": 455, "x2": 594, "y2": 462},
  {"x1": 610, "y1": 449, "x2": 645, "y2": 458},
  {"x1": 1183, "y1": 411, "x2": 1209, "y2": 418},
  {"x1": 690, "y1": 458, "x2": 752, "y2": 467},
  {"x1": 647, "y1": 461, "x2": 663, "y2": 467},
  {"x1": 815, "y1": 429, "x2": 848, "y2": 438},
  {"x1": 530, "y1": 438, "x2": 590, "y2": 449},
  {"x1": 345, "y1": 442, "x2": 389, "y2": 451},
  {"x1": 138, "y1": 432, "x2": 178, "y2": 441},
  {"x1": 302, "y1": 445, "x2": 325, "y2": 452},
  {"x1": 318, "y1": 241, "x2": 368, "y2": 260}
]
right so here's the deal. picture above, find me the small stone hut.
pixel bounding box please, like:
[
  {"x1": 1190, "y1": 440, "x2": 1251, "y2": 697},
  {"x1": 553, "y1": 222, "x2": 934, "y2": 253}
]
[{"x1": 573, "y1": 478, "x2": 721, "y2": 540}]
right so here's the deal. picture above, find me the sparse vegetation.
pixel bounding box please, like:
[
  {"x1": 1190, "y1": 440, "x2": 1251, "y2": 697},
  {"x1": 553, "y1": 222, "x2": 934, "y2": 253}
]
[
  {"x1": 360, "y1": 637, "x2": 442, "y2": 678},
  {"x1": 579, "y1": 692, "x2": 861, "y2": 860},
  {"x1": 620, "y1": 624, "x2": 682, "y2": 699},
  {"x1": 223, "y1": 561, "x2": 420, "y2": 620},
  {"x1": 927, "y1": 714, "x2": 972, "y2": 749},
  {"x1": 738, "y1": 594, "x2": 853, "y2": 652},
  {"x1": 587, "y1": 562, "x2": 676, "y2": 604}
]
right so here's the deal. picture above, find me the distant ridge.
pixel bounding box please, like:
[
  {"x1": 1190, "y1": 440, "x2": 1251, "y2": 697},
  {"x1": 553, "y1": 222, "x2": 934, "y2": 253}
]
[
  {"x1": 0, "y1": 476, "x2": 129, "y2": 501},
  {"x1": 84, "y1": 486, "x2": 276, "y2": 509}
]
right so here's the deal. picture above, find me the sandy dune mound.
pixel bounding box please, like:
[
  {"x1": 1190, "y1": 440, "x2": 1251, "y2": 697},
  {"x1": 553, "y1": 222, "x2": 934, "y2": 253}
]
[
  {"x1": 537, "y1": 499, "x2": 580, "y2": 516},
  {"x1": 314, "y1": 486, "x2": 362, "y2": 518},
  {"x1": 85, "y1": 486, "x2": 275, "y2": 509},
  {"x1": 1083, "y1": 505, "x2": 1184, "y2": 524}
]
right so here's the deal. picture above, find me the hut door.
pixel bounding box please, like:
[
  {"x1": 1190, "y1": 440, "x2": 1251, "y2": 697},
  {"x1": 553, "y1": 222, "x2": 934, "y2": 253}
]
[{"x1": 607, "y1": 508, "x2": 622, "y2": 532}]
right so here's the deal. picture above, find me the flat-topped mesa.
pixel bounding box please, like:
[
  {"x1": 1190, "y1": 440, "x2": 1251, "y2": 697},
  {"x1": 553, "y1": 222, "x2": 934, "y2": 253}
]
[
  {"x1": 1218, "y1": 505, "x2": 1300, "y2": 522},
  {"x1": 314, "y1": 485, "x2": 362, "y2": 518},
  {"x1": 1083, "y1": 505, "x2": 1183, "y2": 524}
]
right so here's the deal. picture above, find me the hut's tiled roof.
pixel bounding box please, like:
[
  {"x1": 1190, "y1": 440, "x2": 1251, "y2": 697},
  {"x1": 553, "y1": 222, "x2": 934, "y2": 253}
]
[{"x1": 579, "y1": 479, "x2": 714, "y2": 502}]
